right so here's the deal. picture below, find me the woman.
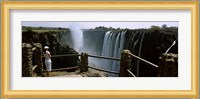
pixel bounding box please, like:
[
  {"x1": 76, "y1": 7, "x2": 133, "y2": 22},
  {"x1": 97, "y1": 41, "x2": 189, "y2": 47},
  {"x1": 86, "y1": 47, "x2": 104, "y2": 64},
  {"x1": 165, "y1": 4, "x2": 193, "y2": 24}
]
[{"x1": 43, "y1": 46, "x2": 52, "y2": 77}]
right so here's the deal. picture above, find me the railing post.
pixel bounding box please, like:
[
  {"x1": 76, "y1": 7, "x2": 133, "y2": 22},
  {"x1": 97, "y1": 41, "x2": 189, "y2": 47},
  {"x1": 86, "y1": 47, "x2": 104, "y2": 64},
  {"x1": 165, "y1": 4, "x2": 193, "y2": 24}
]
[
  {"x1": 32, "y1": 43, "x2": 43, "y2": 76},
  {"x1": 22, "y1": 43, "x2": 33, "y2": 77},
  {"x1": 119, "y1": 50, "x2": 132, "y2": 77},
  {"x1": 158, "y1": 53, "x2": 178, "y2": 77},
  {"x1": 80, "y1": 53, "x2": 88, "y2": 72}
]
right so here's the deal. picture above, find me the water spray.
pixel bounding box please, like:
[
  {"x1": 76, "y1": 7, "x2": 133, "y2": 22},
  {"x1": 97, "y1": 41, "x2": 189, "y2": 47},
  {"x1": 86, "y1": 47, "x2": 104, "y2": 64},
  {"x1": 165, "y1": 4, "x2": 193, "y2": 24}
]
[{"x1": 69, "y1": 23, "x2": 83, "y2": 53}]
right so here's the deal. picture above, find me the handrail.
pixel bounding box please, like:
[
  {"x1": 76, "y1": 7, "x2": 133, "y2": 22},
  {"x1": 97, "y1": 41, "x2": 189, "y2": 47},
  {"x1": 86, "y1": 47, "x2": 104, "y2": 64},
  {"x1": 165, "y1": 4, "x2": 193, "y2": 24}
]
[
  {"x1": 88, "y1": 65, "x2": 119, "y2": 74},
  {"x1": 32, "y1": 65, "x2": 38, "y2": 72},
  {"x1": 88, "y1": 54, "x2": 121, "y2": 61},
  {"x1": 127, "y1": 53, "x2": 159, "y2": 68},
  {"x1": 127, "y1": 69, "x2": 136, "y2": 77},
  {"x1": 48, "y1": 51, "x2": 158, "y2": 78},
  {"x1": 51, "y1": 54, "x2": 121, "y2": 61},
  {"x1": 43, "y1": 66, "x2": 79, "y2": 72},
  {"x1": 51, "y1": 54, "x2": 80, "y2": 57}
]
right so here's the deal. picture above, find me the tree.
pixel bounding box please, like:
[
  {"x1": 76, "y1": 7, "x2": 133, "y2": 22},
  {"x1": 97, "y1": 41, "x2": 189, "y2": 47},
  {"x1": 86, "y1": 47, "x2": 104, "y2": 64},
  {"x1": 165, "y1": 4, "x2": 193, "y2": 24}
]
[
  {"x1": 150, "y1": 25, "x2": 161, "y2": 31},
  {"x1": 162, "y1": 24, "x2": 167, "y2": 28},
  {"x1": 26, "y1": 27, "x2": 33, "y2": 32},
  {"x1": 58, "y1": 27, "x2": 62, "y2": 30}
]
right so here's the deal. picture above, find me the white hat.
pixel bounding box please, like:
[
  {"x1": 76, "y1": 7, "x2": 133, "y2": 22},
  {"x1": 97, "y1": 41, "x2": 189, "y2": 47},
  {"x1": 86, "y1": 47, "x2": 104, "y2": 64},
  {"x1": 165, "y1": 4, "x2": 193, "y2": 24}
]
[{"x1": 44, "y1": 46, "x2": 49, "y2": 49}]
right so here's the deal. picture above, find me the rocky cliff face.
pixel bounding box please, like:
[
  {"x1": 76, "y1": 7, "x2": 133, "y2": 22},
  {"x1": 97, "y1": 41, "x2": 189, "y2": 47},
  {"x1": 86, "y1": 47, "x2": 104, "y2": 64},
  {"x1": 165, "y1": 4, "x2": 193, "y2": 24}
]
[
  {"x1": 124, "y1": 27, "x2": 178, "y2": 77},
  {"x1": 83, "y1": 26, "x2": 178, "y2": 77},
  {"x1": 22, "y1": 43, "x2": 43, "y2": 77},
  {"x1": 22, "y1": 30, "x2": 79, "y2": 70},
  {"x1": 158, "y1": 53, "x2": 178, "y2": 77},
  {"x1": 82, "y1": 28, "x2": 108, "y2": 55},
  {"x1": 22, "y1": 26, "x2": 178, "y2": 77}
]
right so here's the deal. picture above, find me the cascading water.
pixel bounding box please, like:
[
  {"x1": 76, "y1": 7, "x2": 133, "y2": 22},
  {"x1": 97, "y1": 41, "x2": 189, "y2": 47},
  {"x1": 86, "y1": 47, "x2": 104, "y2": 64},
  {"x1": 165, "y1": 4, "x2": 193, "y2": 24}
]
[
  {"x1": 101, "y1": 31, "x2": 126, "y2": 72},
  {"x1": 81, "y1": 29, "x2": 145, "y2": 76},
  {"x1": 136, "y1": 32, "x2": 145, "y2": 76},
  {"x1": 124, "y1": 31, "x2": 146, "y2": 76},
  {"x1": 81, "y1": 27, "x2": 178, "y2": 77},
  {"x1": 111, "y1": 31, "x2": 126, "y2": 72},
  {"x1": 69, "y1": 24, "x2": 83, "y2": 53}
]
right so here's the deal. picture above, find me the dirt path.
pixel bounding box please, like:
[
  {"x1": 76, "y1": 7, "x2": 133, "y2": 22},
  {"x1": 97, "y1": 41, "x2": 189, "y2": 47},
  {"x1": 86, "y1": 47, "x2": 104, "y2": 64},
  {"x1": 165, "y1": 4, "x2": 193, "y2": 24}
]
[
  {"x1": 49, "y1": 68, "x2": 108, "y2": 77},
  {"x1": 54, "y1": 74, "x2": 83, "y2": 77}
]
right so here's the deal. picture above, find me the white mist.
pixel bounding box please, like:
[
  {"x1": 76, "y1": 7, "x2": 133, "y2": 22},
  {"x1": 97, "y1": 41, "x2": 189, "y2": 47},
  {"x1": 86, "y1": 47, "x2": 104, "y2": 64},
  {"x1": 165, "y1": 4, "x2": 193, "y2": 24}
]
[{"x1": 69, "y1": 23, "x2": 83, "y2": 53}]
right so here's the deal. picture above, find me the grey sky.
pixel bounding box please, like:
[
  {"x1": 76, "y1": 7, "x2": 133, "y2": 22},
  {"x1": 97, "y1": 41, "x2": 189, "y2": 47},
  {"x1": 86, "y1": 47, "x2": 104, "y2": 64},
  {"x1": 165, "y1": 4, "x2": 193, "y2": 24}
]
[{"x1": 22, "y1": 21, "x2": 178, "y2": 29}]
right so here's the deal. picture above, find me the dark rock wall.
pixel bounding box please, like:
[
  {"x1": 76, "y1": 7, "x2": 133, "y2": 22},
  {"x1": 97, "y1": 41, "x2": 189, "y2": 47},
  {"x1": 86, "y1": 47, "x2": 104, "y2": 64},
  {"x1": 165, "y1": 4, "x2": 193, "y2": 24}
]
[
  {"x1": 84, "y1": 26, "x2": 178, "y2": 77},
  {"x1": 22, "y1": 43, "x2": 33, "y2": 77},
  {"x1": 82, "y1": 28, "x2": 108, "y2": 55},
  {"x1": 22, "y1": 30, "x2": 79, "y2": 70},
  {"x1": 22, "y1": 43, "x2": 43, "y2": 77},
  {"x1": 22, "y1": 26, "x2": 178, "y2": 77},
  {"x1": 124, "y1": 27, "x2": 178, "y2": 77},
  {"x1": 158, "y1": 53, "x2": 178, "y2": 77},
  {"x1": 32, "y1": 43, "x2": 43, "y2": 76}
]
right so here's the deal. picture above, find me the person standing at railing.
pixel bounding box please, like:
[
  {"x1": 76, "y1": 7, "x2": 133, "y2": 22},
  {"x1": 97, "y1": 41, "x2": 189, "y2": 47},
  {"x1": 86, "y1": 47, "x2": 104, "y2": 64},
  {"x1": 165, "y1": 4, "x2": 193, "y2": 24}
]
[{"x1": 43, "y1": 46, "x2": 52, "y2": 77}]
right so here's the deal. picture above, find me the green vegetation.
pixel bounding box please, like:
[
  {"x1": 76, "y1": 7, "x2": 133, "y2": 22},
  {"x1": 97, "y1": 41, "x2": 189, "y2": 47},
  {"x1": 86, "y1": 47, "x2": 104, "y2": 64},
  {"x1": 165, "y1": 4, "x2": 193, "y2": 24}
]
[{"x1": 22, "y1": 26, "x2": 69, "y2": 33}]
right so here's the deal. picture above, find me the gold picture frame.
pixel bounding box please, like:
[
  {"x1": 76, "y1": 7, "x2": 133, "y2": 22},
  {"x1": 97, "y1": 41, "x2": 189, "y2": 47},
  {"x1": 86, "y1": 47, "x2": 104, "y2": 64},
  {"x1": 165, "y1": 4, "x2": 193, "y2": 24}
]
[{"x1": 1, "y1": 1, "x2": 199, "y2": 98}]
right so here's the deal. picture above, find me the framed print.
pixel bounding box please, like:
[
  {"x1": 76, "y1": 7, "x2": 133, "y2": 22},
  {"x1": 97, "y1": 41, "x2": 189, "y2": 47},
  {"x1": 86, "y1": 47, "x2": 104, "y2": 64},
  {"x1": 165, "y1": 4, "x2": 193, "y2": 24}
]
[{"x1": 1, "y1": 1, "x2": 199, "y2": 98}]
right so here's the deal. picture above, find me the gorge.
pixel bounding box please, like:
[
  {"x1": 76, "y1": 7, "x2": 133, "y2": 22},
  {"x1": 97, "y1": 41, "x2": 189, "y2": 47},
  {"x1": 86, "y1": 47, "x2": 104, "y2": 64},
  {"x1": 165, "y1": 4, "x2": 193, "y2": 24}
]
[{"x1": 22, "y1": 25, "x2": 178, "y2": 77}]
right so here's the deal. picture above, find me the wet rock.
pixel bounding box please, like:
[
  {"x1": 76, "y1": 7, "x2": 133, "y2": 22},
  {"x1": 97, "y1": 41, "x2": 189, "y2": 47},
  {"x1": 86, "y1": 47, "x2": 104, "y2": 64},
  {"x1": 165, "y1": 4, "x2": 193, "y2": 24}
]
[
  {"x1": 84, "y1": 26, "x2": 178, "y2": 77},
  {"x1": 32, "y1": 43, "x2": 43, "y2": 76},
  {"x1": 80, "y1": 68, "x2": 108, "y2": 77},
  {"x1": 22, "y1": 30, "x2": 79, "y2": 70},
  {"x1": 22, "y1": 43, "x2": 43, "y2": 77},
  {"x1": 158, "y1": 53, "x2": 178, "y2": 77},
  {"x1": 22, "y1": 43, "x2": 33, "y2": 77}
]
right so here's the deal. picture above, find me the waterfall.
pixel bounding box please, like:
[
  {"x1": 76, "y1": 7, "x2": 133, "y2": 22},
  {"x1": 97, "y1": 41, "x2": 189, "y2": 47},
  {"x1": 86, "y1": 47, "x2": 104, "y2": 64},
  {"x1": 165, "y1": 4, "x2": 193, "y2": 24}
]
[
  {"x1": 111, "y1": 31, "x2": 126, "y2": 72},
  {"x1": 69, "y1": 24, "x2": 83, "y2": 53},
  {"x1": 124, "y1": 31, "x2": 145, "y2": 76},
  {"x1": 80, "y1": 27, "x2": 178, "y2": 77},
  {"x1": 101, "y1": 31, "x2": 126, "y2": 72},
  {"x1": 97, "y1": 30, "x2": 144, "y2": 75},
  {"x1": 136, "y1": 32, "x2": 145, "y2": 76},
  {"x1": 126, "y1": 31, "x2": 139, "y2": 53}
]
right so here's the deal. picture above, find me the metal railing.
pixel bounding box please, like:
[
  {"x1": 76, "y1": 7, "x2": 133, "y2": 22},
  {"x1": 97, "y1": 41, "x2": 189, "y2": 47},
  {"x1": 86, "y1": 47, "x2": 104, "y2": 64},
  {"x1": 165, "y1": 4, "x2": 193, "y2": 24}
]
[
  {"x1": 127, "y1": 69, "x2": 136, "y2": 77},
  {"x1": 88, "y1": 65, "x2": 119, "y2": 74},
  {"x1": 43, "y1": 54, "x2": 80, "y2": 72},
  {"x1": 51, "y1": 54, "x2": 80, "y2": 57},
  {"x1": 87, "y1": 54, "x2": 120, "y2": 74},
  {"x1": 46, "y1": 49, "x2": 159, "y2": 77},
  {"x1": 43, "y1": 66, "x2": 79, "y2": 72},
  {"x1": 128, "y1": 53, "x2": 159, "y2": 68},
  {"x1": 88, "y1": 54, "x2": 121, "y2": 61}
]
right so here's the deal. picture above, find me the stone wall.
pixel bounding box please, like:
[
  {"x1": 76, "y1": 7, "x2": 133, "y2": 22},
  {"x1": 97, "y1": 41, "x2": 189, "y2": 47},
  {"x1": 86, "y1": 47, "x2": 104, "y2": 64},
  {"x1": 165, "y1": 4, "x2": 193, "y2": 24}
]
[
  {"x1": 22, "y1": 43, "x2": 43, "y2": 77},
  {"x1": 22, "y1": 43, "x2": 33, "y2": 77},
  {"x1": 158, "y1": 53, "x2": 178, "y2": 77},
  {"x1": 22, "y1": 30, "x2": 79, "y2": 70}
]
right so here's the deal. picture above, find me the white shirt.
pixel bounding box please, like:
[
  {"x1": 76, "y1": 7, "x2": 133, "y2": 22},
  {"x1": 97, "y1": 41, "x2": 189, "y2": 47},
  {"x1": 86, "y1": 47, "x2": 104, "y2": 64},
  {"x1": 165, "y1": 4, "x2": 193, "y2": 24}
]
[{"x1": 44, "y1": 51, "x2": 51, "y2": 60}]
